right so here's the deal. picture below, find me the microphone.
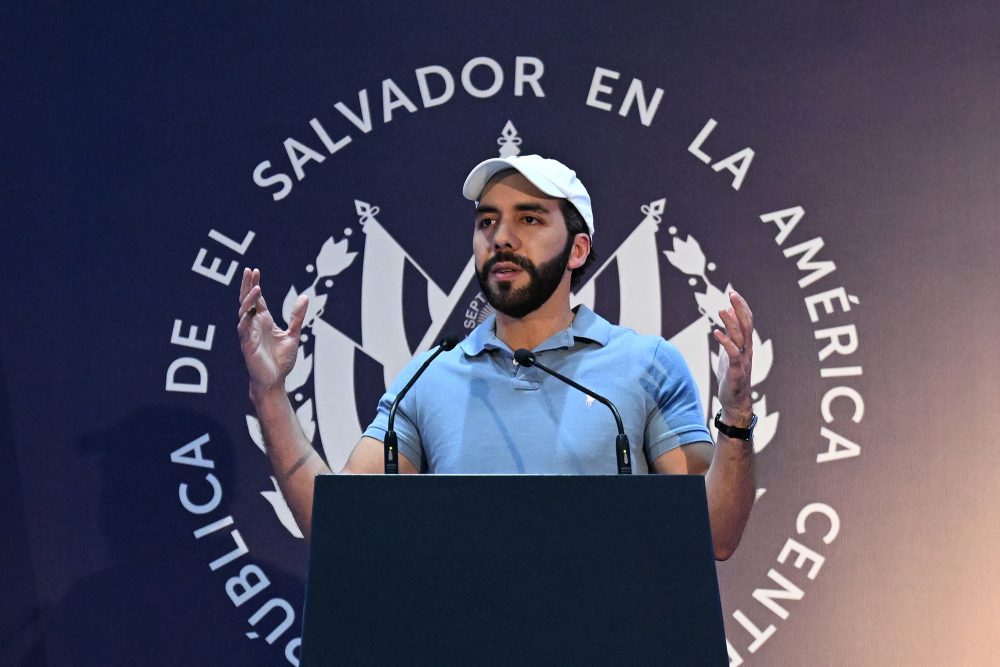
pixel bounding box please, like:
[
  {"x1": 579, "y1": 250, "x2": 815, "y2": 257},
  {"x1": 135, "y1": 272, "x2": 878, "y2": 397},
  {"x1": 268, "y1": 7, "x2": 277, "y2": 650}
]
[
  {"x1": 385, "y1": 337, "x2": 458, "y2": 474},
  {"x1": 513, "y1": 349, "x2": 632, "y2": 475}
]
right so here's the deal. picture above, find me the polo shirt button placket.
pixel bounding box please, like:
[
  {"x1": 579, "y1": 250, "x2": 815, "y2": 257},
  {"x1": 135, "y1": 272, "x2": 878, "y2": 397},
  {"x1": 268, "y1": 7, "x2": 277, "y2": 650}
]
[{"x1": 512, "y1": 352, "x2": 540, "y2": 391}]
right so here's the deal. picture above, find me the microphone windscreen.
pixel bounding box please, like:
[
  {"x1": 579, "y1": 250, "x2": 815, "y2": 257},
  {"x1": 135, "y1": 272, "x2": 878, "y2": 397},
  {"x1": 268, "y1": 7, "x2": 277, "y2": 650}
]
[
  {"x1": 438, "y1": 337, "x2": 459, "y2": 351},
  {"x1": 513, "y1": 349, "x2": 535, "y2": 367}
]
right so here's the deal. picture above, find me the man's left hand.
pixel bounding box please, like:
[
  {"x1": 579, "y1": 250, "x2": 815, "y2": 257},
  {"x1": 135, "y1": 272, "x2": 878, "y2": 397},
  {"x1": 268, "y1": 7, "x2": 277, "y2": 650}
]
[{"x1": 713, "y1": 291, "x2": 754, "y2": 428}]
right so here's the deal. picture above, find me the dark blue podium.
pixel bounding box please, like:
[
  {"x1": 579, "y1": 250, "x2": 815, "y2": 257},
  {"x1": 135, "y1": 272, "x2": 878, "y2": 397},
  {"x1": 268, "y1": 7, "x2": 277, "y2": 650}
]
[{"x1": 301, "y1": 475, "x2": 727, "y2": 665}]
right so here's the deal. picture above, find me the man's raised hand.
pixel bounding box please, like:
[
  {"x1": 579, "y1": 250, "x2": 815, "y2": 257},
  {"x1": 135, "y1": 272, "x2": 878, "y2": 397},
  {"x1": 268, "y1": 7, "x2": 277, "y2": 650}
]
[
  {"x1": 712, "y1": 291, "x2": 754, "y2": 427},
  {"x1": 237, "y1": 267, "x2": 309, "y2": 402}
]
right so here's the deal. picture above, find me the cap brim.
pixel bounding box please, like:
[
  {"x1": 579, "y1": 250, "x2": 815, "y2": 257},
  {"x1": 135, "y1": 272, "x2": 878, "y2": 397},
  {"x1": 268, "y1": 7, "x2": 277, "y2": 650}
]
[{"x1": 462, "y1": 158, "x2": 565, "y2": 201}]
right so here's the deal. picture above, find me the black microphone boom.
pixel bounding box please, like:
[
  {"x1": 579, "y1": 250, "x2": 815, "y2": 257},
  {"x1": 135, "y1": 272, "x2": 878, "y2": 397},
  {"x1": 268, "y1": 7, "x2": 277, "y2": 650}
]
[
  {"x1": 513, "y1": 349, "x2": 633, "y2": 475},
  {"x1": 384, "y1": 337, "x2": 458, "y2": 474}
]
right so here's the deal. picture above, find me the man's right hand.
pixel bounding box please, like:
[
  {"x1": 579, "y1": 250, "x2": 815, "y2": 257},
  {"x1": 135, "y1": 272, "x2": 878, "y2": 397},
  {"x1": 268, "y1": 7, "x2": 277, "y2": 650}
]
[{"x1": 237, "y1": 267, "x2": 309, "y2": 403}]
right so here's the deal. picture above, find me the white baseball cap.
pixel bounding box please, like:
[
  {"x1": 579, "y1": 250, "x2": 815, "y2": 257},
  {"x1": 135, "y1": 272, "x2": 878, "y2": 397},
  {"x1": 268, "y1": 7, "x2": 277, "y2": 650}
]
[{"x1": 462, "y1": 154, "x2": 595, "y2": 237}]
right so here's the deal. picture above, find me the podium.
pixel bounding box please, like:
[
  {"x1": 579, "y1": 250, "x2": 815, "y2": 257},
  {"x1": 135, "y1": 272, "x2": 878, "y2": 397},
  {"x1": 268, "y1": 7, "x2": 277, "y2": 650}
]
[{"x1": 300, "y1": 475, "x2": 727, "y2": 665}]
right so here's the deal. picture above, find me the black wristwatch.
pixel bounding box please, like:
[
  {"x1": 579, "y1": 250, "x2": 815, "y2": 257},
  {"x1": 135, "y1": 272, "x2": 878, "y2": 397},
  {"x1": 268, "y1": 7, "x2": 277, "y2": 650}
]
[{"x1": 714, "y1": 410, "x2": 757, "y2": 441}]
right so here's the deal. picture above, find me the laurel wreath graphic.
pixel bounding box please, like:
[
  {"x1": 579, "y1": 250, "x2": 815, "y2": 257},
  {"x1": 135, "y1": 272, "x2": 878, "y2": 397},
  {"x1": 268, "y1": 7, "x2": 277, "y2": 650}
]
[
  {"x1": 661, "y1": 227, "x2": 779, "y2": 462},
  {"x1": 245, "y1": 234, "x2": 359, "y2": 538}
]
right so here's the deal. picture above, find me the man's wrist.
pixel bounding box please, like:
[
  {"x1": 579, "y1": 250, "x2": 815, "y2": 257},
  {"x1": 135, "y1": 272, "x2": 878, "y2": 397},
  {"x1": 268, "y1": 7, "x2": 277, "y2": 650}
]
[
  {"x1": 719, "y1": 408, "x2": 753, "y2": 429},
  {"x1": 715, "y1": 409, "x2": 757, "y2": 442},
  {"x1": 249, "y1": 383, "x2": 290, "y2": 410}
]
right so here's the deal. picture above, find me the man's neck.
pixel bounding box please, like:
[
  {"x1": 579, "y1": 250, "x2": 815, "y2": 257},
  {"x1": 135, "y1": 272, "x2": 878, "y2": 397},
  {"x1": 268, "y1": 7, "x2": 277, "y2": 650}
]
[{"x1": 493, "y1": 288, "x2": 575, "y2": 351}]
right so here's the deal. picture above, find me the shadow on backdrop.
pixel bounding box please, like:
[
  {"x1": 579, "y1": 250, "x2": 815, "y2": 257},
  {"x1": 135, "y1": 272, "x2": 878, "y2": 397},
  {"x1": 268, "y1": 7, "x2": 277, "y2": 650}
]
[{"x1": 39, "y1": 406, "x2": 301, "y2": 666}]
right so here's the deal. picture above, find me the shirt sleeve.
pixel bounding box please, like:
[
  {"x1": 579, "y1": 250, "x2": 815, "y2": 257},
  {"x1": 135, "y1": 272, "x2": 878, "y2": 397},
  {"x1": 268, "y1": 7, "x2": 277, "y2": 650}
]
[
  {"x1": 642, "y1": 338, "x2": 713, "y2": 461},
  {"x1": 362, "y1": 351, "x2": 431, "y2": 471}
]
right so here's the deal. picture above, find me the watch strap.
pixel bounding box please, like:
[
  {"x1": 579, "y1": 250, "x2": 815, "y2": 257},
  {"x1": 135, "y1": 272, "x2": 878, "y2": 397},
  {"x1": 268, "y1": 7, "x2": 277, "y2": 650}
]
[{"x1": 714, "y1": 410, "x2": 757, "y2": 441}]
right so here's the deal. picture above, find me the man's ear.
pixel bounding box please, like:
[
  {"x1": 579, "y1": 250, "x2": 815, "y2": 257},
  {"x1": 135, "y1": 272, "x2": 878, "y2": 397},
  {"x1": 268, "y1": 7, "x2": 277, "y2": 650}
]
[{"x1": 567, "y1": 233, "x2": 591, "y2": 271}]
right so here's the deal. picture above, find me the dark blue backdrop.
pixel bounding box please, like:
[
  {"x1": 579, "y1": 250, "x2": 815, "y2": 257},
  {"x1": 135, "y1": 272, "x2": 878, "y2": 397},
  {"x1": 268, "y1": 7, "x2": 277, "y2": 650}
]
[{"x1": 4, "y1": 2, "x2": 999, "y2": 665}]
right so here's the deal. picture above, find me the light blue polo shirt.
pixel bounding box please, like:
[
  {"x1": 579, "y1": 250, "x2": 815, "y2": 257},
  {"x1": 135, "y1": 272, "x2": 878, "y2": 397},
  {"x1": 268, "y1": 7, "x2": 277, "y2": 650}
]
[{"x1": 363, "y1": 305, "x2": 713, "y2": 474}]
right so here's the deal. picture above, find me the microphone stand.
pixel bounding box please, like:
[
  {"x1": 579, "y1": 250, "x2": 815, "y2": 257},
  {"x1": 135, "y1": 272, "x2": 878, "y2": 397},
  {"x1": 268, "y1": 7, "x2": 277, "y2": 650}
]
[
  {"x1": 385, "y1": 338, "x2": 457, "y2": 474},
  {"x1": 513, "y1": 349, "x2": 632, "y2": 475}
]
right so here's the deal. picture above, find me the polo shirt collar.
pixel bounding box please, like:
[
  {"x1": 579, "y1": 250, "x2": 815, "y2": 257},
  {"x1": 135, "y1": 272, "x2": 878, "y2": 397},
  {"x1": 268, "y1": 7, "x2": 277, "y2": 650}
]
[{"x1": 458, "y1": 304, "x2": 612, "y2": 357}]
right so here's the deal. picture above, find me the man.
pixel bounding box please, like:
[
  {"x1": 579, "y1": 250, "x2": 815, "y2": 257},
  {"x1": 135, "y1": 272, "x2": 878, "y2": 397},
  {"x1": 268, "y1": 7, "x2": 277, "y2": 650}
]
[{"x1": 238, "y1": 155, "x2": 756, "y2": 559}]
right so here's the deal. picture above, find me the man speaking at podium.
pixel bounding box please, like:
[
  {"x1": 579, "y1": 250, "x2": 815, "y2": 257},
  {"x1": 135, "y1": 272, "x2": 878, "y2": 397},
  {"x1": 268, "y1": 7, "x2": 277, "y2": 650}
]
[{"x1": 237, "y1": 155, "x2": 756, "y2": 559}]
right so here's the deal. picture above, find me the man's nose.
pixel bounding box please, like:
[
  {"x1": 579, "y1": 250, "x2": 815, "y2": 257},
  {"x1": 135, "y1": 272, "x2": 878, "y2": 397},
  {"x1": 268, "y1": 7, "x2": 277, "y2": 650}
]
[{"x1": 492, "y1": 219, "x2": 518, "y2": 249}]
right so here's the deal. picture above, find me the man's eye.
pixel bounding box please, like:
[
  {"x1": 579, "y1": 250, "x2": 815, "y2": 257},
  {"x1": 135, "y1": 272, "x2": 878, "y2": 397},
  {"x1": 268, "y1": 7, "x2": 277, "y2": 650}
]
[
  {"x1": 478, "y1": 218, "x2": 496, "y2": 228},
  {"x1": 523, "y1": 216, "x2": 539, "y2": 224}
]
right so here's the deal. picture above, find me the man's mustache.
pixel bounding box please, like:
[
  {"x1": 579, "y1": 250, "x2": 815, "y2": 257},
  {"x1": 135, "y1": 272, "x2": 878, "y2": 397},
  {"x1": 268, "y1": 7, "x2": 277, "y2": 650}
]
[{"x1": 482, "y1": 252, "x2": 536, "y2": 275}]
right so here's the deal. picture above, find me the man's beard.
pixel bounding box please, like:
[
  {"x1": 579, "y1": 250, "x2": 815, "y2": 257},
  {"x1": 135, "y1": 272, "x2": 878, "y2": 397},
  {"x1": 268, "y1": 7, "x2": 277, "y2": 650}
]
[{"x1": 476, "y1": 236, "x2": 574, "y2": 319}]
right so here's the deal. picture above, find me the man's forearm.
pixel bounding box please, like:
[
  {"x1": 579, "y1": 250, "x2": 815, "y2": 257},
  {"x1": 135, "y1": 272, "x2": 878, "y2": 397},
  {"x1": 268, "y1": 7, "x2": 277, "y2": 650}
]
[
  {"x1": 705, "y1": 434, "x2": 756, "y2": 560},
  {"x1": 253, "y1": 388, "x2": 332, "y2": 540}
]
